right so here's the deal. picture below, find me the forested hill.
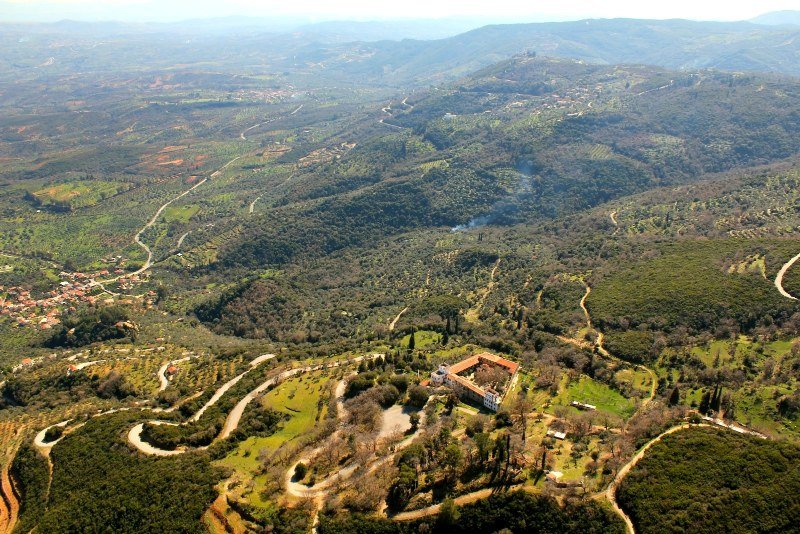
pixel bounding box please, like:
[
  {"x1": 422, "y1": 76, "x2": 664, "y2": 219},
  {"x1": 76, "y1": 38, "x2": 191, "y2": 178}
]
[{"x1": 214, "y1": 56, "x2": 800, "y2": 272}]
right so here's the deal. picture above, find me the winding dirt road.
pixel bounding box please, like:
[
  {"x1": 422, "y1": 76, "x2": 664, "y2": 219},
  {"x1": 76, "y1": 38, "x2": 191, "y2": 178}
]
[
  {"x1": 578, "y1": 284, "x2": 657, "y2": 406},
  {"x1": 95, "y1": 154, "x2": 244, "y2": 286},
  {"x1": 130, "y1": 177, "x2": 209, "y2": 277},
  {"x1": 191, "y1": 354, "x2": 273, "y2": 422},
  {"x1": 606, "y1": 423, "x2": 713, "y2": 534},
  {"x1": 130, "y1": 354, "x2": 378, "y2": 456},
  {"x1": 774, "y1": 251, "x2": 800, "y2": 300},
  {"x1": 285, "y1": 401, "x2": 428, "y2": 500}
]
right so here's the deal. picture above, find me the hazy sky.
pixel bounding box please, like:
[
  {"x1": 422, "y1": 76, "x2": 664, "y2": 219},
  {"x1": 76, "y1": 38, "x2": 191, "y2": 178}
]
[{"x1": 1, "y1": 0, "x2": 798, "y2": 23}]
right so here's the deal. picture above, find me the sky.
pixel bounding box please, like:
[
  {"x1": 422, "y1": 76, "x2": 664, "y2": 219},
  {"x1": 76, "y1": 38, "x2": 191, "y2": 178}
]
[{"x1": 1, "y1": 0, "x2": 798, "y2": 23}]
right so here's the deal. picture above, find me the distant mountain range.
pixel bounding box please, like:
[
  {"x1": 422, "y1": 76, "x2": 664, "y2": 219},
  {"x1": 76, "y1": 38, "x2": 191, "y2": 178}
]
[
  {"x1": 3, "y1": 16, "x2": 800, "y2": 85},
  {"x1": 751, "y1": 10, "x2": 800, "y2": 26},
  {"x1": 281, "y1": 18, "x2": 800, "y2": 84}
]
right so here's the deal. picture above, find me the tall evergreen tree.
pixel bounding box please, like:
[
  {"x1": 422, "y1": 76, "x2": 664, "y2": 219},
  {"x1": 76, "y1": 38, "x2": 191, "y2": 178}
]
[{"x1": 668, "y1": 386, "x2": 680, "y2": 406}]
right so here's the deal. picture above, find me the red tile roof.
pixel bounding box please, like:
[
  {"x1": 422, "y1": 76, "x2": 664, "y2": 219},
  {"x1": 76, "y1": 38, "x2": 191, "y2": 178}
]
[
  {"x1": 447, "y1": 373, "x2": 486, "y2": 397},
  {"x1": 447, "y1": 352, "x2": 519, "y2": 376}
]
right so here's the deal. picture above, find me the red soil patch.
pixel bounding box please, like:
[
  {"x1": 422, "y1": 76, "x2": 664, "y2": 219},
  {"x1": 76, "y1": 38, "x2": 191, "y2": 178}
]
[
  {"x1": 156, "y1": 159, "x2": 184, "y2": 166},
  {"x1": 160, "y1": 145, "x2": 187, "y2": 153}
]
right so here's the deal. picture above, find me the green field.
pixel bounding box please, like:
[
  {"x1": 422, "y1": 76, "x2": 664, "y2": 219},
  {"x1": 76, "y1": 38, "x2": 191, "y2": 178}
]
[
  {"x1": 163, "y1": 204, "x2": 200, "y2": 223},
  {"x1": 554, "y1": 375, "x2": 637, "y2": 419},
  {"x1": 219, "y1": 371, "x2": 333, "y2": 473},
  {"x1": 401, "y1": 330, "x2": 441, "y2": 349}
]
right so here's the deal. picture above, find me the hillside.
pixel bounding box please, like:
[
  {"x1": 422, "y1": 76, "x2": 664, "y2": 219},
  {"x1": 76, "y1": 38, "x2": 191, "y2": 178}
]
[
  {"x1": 751, "y1": 11, "x2": 800, "y2": 27},
  {"x1": 3, "y1": 17, "x2": 800, "y2": 534},
  {"x1": 209, "y1": 56, "x2": 800, "y2": 278}
]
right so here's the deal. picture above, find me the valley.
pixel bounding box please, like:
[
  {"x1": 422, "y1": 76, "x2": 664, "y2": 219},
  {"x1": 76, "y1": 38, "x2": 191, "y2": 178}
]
[{"x1": 1, "y1": 11, "x2": 800, "y2": 534}]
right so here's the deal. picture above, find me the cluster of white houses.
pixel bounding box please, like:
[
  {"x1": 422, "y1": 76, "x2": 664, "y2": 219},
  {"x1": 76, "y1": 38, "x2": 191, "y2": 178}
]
[{"x1": 430, "y1": 352, "x2": 520, "y2": 412}]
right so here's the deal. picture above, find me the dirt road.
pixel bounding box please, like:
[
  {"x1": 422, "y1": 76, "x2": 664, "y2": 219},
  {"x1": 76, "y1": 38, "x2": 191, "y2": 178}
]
[
  {"x1": 157, "y1": 357, "x2": 191, "y2": 392},
  {"x1": 128, "y1": 422, "x2": 187, "y2": 457},
  {"x1": 775, "y1": 251, "x2": 800, "y2": 300},
  {"x1": 388, "y1": 307, "x2": 408, "y2": 331},
  {"x1": 0, "y1": 466, "x2": 19, "y2": 534},
  {"x1": 606, "y1": 424, "x2": 708, "y2": 534}
]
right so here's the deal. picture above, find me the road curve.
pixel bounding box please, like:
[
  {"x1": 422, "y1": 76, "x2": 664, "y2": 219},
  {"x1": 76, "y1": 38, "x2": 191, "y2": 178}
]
[
  {"x1": 191, "y1": 354, "x2": 274, "y2": 422},
  {"x1": 775, "y1": 251, "x2": 800, "y2": 300},
  {"x1": 285, "y1": 395, "x2": 428, "y2": 500},
  {"x1": 219, "y1": 364, "x2": 314, "y2": 440},
  {"x1": 130, "y1": 354, "x2": 378, "y2": 456},
  {"x1": 33, "y1": 420, "x2": 70, "y2": 455},
  {"x1": 606, "y1": 424, "x2": 709, "y2": 534},
  {"x1": 128, "y1": 422, "x2": 187, "y2": 457}
]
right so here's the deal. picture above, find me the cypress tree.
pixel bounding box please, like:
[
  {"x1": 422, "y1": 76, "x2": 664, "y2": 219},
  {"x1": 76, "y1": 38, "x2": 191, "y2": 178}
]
[
  {"x1": 668, "y1": 386, "x2": 680, "y2": 406},
  {"x1": 699, "y1": 390, "x2": 711, "y2": 414}
]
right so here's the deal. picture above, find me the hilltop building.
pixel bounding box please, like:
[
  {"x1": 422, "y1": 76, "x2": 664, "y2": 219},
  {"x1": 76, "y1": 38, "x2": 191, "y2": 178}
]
[{"x1": 430, "y1": 352, "x2": 519, "y2": 411}]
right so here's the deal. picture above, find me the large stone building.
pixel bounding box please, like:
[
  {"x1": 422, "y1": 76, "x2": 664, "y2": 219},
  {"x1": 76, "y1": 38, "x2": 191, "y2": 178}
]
[{"x1": 430, "y1": 352, "x2": 519, "y2": 411}]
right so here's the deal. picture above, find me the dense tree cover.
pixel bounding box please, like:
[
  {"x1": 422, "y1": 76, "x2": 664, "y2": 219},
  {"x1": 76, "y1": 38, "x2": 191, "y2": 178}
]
[
  {"x1": 617, "y1": 427, "x2": 800, "y2": 533},
  {"x1": 46, "y1": 305, "x2": 136, "y2": 348},
  {"x1": 142, "y1": 405, "x2": 285, "y2": 449},
  {"x1": 195, "y1": 278, "x2": 305, "y2": 341},
  {"x1": 602, "y1": 331, "x2": 659, "y2": 364},
  {"x1": 35, "y1": 412, "x2": 220, "y2": 533},
  {"x1": 9, "y1": 443, "x2": 50, "y2": 534},
  {"x1": 589, "y1": 240, "x2": 798, "y2": 356},
  {"x1": 319, "y1": 491, "x2": 624, "y2": 533},
  {"x1": 228, "y1": 499, "x2": 311, "y2": 534},
  {"x1": 1, "y1": 367, "x2": 135, "y2": 408},
  {"x1": 191, "y1": 58, "x2": 800, "y2": 346},
  {"x1": 525, "y1": 278, "x2": 587, "y2": 336},
  {"x1": 214, "y1": 59, "x2": 800, "y2": 279}
]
